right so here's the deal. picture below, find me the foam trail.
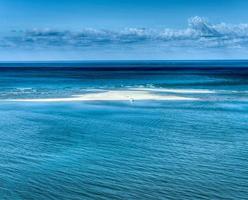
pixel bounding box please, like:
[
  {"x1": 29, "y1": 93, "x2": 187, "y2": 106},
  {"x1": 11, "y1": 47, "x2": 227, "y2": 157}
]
[{"x1": 3, "y1": 90, "x2": 198, "y2": 102}]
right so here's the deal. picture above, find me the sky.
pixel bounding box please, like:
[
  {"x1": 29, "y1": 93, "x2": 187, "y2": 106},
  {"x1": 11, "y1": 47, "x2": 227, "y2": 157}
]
[{"x1": 0, "y1": 0, "x2": 248, "y2": 60}]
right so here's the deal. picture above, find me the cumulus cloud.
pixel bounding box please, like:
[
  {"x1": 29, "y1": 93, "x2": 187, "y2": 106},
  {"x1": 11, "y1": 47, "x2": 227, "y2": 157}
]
[{"x1": 2, "y1": 16, "x2": 248, "y2": 50}]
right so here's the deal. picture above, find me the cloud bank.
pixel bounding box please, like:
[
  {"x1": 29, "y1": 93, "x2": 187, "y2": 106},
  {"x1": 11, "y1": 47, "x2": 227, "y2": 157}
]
[{"x1": 1, "y1": 16, "x2": 248, "y2": 60}]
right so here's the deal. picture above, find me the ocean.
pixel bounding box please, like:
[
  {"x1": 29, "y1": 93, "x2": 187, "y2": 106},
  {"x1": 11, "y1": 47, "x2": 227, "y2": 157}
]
[{"x1": 0, "y1": 61, "x2": 248, "y2": 200}]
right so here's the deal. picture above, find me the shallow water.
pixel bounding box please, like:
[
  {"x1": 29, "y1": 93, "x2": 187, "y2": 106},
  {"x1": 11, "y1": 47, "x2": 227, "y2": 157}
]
[{"x1": 0, "y1": 64, "x2": 248, "y2": 200}]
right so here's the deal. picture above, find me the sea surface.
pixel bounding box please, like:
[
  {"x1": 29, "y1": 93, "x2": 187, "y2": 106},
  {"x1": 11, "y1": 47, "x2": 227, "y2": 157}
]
[{"x1": 0, "y1": 61, "x2": 248, "y2": 200}]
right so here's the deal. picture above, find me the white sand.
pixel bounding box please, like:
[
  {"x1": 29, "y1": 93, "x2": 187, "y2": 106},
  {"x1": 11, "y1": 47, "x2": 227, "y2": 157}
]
[
  {"x1": 132, "y1": 88, "x2": 215, "y2": 94},
  {"x1": 4, "y1": 90, "x2": 198, "y2": 102}
]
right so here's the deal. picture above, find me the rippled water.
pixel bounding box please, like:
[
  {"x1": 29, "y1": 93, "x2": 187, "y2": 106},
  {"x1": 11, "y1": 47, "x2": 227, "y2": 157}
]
[{"x1": 0, "y1": 64, "x2": 248, "y2": 199}]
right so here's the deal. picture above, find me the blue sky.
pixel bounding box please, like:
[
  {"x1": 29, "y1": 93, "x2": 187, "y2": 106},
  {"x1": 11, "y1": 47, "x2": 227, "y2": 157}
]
[{"x1": 0, "y1": 0, "x2": 248, "y2": 60}]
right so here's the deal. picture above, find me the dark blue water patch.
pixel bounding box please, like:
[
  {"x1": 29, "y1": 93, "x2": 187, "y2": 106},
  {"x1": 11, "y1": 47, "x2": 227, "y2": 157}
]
[{"x1": 1, "y1": 60, "x2": 248, "y2": 68}]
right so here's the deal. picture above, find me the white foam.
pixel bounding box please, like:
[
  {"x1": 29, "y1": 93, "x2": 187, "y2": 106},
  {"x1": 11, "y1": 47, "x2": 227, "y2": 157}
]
[{"x1": 4, "y1": 90, "x2": 198, "y2": 102}]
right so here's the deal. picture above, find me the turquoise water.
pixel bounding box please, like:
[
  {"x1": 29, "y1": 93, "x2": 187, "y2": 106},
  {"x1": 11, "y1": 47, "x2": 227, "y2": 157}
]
[{"x1": 0, "y1": 63, "x2": 248, "y2": 199}]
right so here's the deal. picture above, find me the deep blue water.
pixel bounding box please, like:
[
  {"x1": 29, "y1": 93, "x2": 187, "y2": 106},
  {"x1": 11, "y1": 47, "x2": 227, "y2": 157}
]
[{"x1": 0, "y1": 62, "x2": 248, "y2": 200}]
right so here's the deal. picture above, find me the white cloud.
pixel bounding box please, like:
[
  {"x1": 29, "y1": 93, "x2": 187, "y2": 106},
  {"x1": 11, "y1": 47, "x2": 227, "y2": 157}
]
[{"x1": 2, "y1": 16, "x2": 248, "y2": 52}]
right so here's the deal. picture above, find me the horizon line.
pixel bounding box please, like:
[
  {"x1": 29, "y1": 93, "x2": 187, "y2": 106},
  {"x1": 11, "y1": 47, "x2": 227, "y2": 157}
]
[{"x1": 1, "y1": 59, "x2": 248, "y2": 63}]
